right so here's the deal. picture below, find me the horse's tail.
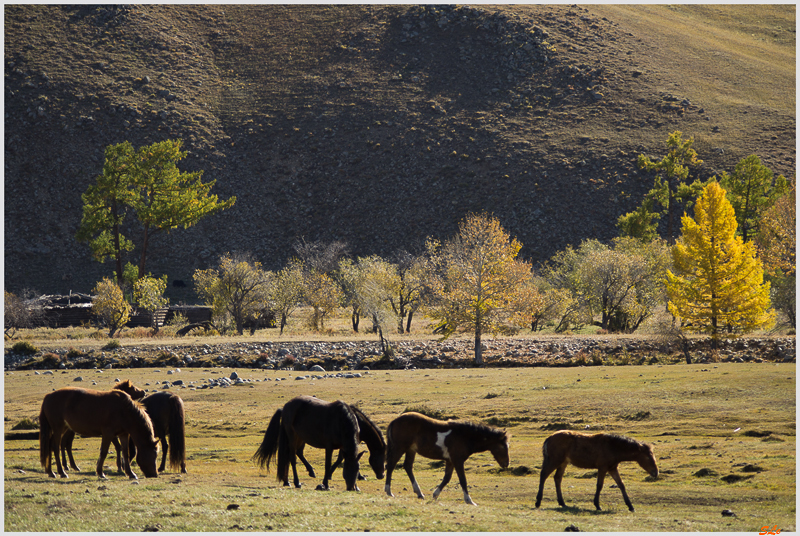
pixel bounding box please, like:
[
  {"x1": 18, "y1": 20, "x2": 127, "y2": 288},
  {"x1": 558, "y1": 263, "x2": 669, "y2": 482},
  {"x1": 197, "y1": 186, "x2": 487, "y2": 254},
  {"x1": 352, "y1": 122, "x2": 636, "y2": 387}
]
[
  {"x1": 39, "y1": 406, "x2": 51, "y2": 468},
  {"x1": 276, "y1": 424, "x2": 290, "y2": 484},
  {"x1": 167, "y1": 395, "x2": 186, "y2": 471},
  {"x1": 252, "y1": 409, "x2": 282, "y2": 471}
]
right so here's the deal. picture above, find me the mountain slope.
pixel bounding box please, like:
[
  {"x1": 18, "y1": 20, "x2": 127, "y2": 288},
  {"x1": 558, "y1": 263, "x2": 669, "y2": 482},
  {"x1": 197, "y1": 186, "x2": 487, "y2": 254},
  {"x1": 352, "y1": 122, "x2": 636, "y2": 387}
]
[{"x1": 4, "y1": 5, "x2": 795, "y2": 297}]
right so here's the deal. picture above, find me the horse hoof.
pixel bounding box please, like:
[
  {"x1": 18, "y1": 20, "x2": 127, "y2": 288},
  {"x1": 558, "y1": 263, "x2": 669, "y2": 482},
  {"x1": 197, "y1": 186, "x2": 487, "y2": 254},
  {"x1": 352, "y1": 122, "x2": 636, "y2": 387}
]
[{"x1": 315, "y1": 484, "x2": 329, "y2": 491}]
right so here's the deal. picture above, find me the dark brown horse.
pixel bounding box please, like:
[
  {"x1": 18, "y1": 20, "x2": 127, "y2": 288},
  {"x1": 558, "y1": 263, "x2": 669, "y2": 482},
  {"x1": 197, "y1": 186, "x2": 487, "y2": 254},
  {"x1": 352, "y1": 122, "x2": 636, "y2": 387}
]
[
  {"x1": 535, "y1": 431, "x2": 658, "y2": 512},
  {"x1": 59, "y1": 380, "x2": 146, "y2": 474},
  {"x1": 115, "y1": 387, "x2": 188, "y2": 474},
  {"x1": 384, "y1": 412, "x2": 510, "y2": 505},
  {"x1": 252, "y1": 395, "x2": 361, "y2": 491},
  {"x1": 296, "y1": 405, "x2": 386, "y2": 488},
  {"x1": 39, "y1": 387, "x2": 159, "y2": 479}
]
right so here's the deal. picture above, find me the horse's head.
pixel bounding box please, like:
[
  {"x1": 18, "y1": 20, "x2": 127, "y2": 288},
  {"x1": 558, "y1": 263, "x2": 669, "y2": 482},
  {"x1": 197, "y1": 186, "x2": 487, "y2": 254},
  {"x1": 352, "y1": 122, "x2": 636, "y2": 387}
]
[
  {"x1": 638, "y1": 443, "x2": 659, "y2": 478},
  {"x1": 136, "y1": 438, "x2": 160, "y2": 478},
  {"x1": 114, "y1": 379, "x2": 146, "y2": 401},
  {"x1": 490, "y1": 432, "x2": 511, "y2": 469},
  {"x1": 362, "y1": 448, "x2": 385, "y2": 480},
  {"x1": 342, "y1": 452, "x2": 360, "y2": 491}
]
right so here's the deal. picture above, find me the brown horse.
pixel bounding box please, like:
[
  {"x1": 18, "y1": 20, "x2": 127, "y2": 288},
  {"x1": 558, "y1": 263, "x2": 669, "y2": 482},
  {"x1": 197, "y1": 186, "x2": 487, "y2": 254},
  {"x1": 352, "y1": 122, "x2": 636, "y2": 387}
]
[
  {"x1": 252, "y1": 395, "x2": 361, "y2": 491},
  {"x1": 39, "y1": 387, "x2": 159, "y2": 479},
  {"x1": 112, "y1": 382, "x2": 188, "y2": 474},
  {"x1": 384, "y1": 412, "x2": 510, "y2": 505},
  {"x1": 535, "y1": 431, "x2": 658, "y2": 512},
  {"x1": 59, "y1": 380, "x2": 146, "y2": 473},
  {"x1": 62, "y1": 383, "x2": 187, "y2": 474}
]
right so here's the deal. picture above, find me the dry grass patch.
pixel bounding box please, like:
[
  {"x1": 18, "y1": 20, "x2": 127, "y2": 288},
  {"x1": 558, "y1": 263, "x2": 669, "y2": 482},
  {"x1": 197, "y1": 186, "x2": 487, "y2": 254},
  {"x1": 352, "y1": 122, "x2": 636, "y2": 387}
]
[{"x1": 4, "y1": 362, "x2": 795, "y2": 531}]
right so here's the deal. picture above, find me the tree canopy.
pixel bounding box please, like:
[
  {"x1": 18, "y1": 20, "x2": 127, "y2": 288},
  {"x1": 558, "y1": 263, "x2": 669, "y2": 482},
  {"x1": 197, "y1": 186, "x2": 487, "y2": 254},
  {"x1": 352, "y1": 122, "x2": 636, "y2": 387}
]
[
  {"x1": 77, "y1": 139, "x2": 236, "y2": 284},
  {"x1": 619, "y1": 131, "x2": 705, "y2": 241},
  {"x1": 666, "y1": 182, "x2": 774, "y2": 345},
  {"x1": 428, "y1": 213, "x2": 531, "y2": 364},
  {"x1": 719, "y1": 155, "x2": 789, "y2": 243}
]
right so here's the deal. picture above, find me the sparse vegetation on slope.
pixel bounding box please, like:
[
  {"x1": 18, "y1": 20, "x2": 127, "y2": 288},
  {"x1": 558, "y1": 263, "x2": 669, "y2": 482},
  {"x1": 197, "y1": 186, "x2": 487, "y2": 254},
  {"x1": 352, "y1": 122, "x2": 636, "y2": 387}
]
[{"x1": 4, "y1": 5, "x2": 795, "y2": 296}]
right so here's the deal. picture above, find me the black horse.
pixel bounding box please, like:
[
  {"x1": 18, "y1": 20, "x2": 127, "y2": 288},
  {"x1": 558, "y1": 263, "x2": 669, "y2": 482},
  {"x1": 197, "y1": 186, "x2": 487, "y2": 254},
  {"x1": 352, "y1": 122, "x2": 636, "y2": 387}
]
[
  {"x1": 295, "y1": 405, "x2": 386, "y2": 488},
  {"x1": 252, "y1": 395, "x2": 361, "y2": 491}
]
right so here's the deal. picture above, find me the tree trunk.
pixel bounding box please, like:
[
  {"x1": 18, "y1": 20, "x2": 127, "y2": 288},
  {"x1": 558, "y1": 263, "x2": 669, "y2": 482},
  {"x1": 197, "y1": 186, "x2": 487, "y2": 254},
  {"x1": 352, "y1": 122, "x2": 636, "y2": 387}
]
[
  {"x1": 474, "y1": 313, "x2": 484, "y2": 365},
  {"x1": 112, "y1": 204, "x2": 124, "y2": 288},
  {"x1": 351, "y1": 309, "x2": 360, "y2": 332},
  {"x1": 280, "y1": 313, "x2": 287, "y2": 335},
  {"x1": 138, "y1": 222, "x2": 151, "y2": 279},
  {"x1": 405, "y1": 308, "x2": 415, "y2": 333}
]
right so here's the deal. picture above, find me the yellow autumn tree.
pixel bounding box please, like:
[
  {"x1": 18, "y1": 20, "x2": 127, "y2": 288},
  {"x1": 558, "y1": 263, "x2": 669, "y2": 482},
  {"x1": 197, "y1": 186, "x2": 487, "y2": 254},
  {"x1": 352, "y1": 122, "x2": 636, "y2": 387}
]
[
  {"x1": 666, "y1": 182, "x2": 774, "y2": 346},
  {"x1": 428, "y1": 213, "x2": 532, "y2": 364},
  {"x1": 92, "y1": 277, "x2": 132, "y2": 338}
]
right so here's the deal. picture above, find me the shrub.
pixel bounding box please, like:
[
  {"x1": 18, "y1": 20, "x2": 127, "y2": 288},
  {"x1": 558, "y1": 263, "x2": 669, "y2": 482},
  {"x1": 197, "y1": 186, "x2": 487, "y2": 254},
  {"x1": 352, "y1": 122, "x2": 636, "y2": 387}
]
[
  {"x1": 66, "y1": 347, "x2": 83, "y2": 358},
  {"x1": 102, "y1": 339, "x2": 121, "y2": 351},
  {"x1": 12, "y1": 341, "x2": 38, "y2": 355},
  {"x1": 11, "y1": 417, "x2": 38, "y2": 430}
]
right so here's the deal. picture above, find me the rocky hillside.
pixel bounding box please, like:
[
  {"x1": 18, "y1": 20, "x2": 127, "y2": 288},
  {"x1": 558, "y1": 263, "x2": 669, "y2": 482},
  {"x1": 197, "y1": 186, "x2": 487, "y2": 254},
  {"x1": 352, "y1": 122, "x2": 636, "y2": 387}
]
[{"x1": 4, "y1": 5, "x2": 795, "y2": 297}]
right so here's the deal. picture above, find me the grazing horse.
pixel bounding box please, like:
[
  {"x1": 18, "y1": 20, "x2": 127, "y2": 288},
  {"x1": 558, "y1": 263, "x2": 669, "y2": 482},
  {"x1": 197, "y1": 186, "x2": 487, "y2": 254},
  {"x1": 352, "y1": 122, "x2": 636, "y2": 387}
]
[
  {"x1": 384, "y1": 412, "x2": 510, "y2": 506},
  {"x1": 535, "y1": 431, "x2": 658, "y2": 512},
  {"x1": 297, "y1": 405, "x2": 386, "y2": 488},
  {"x1": 39, "y1": 387, "x2": 159, "y2": 479},
  {"x1": 114, "y1": 386, "x2": 188, "y2": 474},
  {"x1": 59, "y1": 380, "x2": 146, "y2": 473},
  {"x1": 252, "y1": 395, "x2": 361, "y2": 491}
]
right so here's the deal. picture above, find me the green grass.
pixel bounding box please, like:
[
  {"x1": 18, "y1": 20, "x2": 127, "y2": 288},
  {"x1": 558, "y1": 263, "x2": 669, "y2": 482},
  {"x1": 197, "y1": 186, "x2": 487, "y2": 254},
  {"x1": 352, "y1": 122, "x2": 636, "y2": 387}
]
[{"x1": 4, "y1": 362, "x2": 795, "y2": 531}]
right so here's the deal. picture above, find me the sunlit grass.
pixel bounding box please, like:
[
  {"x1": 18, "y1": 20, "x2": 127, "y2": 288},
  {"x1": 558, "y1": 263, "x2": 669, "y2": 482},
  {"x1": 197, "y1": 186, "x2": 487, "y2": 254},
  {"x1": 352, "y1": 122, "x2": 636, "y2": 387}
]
[{"x1": 5, "y1": 362, "x2": 794, "y2": 532}]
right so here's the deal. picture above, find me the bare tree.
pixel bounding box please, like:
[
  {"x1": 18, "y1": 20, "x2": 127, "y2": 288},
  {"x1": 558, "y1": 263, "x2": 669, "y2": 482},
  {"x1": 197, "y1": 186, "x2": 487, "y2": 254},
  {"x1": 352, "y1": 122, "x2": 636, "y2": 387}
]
[{"x1": 4, "y1": 289, "x2": 44, "y2": 338}]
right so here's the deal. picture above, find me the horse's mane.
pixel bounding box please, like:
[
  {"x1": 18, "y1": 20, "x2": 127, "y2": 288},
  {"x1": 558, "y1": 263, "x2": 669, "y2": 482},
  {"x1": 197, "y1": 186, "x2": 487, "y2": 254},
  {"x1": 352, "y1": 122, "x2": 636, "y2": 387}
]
[
  {"x1": 606, "y1": 433, "x2": 646, "y2": 450},
  {"x1": 117, "y1": 391, "x2": 155, "y2": 439},
  {"x1": 350, "y1": 406, "x2": 386, "y2": 448},
  {"x1": 451, "y1": 419, "x2": 510, "y2": 442}
]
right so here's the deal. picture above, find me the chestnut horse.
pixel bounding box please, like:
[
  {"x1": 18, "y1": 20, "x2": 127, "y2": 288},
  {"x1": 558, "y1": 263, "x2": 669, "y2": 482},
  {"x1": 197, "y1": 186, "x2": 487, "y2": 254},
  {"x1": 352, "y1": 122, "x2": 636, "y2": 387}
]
[
  {"x1": 39, "y1": 387, "x2": 158, "y2": 479},
  {"x1": 59, "y1": 380, "x2": 145, "y2": 474},
  {"x1": 384, "y1": 412, "x2": 510, "y2": 505},
  {"x1": 252, "y1": 395, "x2": 361, "y2": 491},
  {"x1": 296, "y1": 405, "x2": 386, "y2": 488},
  {"x1": 113, "y1": 385, "x2": 188, "y2": 474},
  {"x1": 535, "y1": 431, "x2": 658, "y2": 512}
]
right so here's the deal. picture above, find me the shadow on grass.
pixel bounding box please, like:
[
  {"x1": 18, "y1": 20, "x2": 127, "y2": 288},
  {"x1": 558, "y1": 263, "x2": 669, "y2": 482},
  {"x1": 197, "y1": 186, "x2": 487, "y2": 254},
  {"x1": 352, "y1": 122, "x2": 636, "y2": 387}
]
[{"x1": 542, "y1": 504, "x2": 618, "y2": 516}]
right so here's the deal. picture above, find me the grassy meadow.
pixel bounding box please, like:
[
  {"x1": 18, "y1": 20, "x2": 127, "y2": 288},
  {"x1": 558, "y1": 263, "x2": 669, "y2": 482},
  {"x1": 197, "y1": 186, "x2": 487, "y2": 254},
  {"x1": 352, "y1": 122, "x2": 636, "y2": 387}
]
[{"x1": 3, "y1": 361, "x2": 795, "y2": 532}]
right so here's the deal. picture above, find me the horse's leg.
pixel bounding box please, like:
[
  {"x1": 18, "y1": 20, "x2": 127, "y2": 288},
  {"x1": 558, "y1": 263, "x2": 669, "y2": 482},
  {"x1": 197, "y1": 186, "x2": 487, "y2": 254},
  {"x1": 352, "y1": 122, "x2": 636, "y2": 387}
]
[
  {"x1": 593, "y1": 468, "x2": 608, "y2": 511},
  {"x1": 402, "y1": 451, "x2": 425, "y2": 499},
  {"x1": 62, "y1": 429, "x2": 80, "y2": 472},
  {"x1": 608, "y1": 467, "x2": 635, "y2": 512},
  {"x1": 432, "y1": 460, "x2": 454, "y2": 501},
  {"x1": 316, "y1": 448, "x2": 334, "y2": 491},
  {"x1": 111, "y1": 437, "x2": 124, "y2": 473},
  {"x1": 296, "y1": 444, "x2": 316, "y2": 478},
  {"x1": 289, "y1": 446, "x2": 302, "y2": 489},
  {"x1": 553, "y1": 464, "x2": 568, "y2": 508},
  {"x1": 51, "y1": 430, "x2": 68, "y2": 478},
  {"x1": 452, "y1": 459, "x2": 477, "y2": 506},
  {"x1": 158, "y1": 436, "x2": 168, "y2": 473},
  {"x1": 384, "y1": 446, "x2": 404, "y2": 497},
  {"x1": 119, "y1": 434, "x2": 138, "y2": 480},
  {"x1": 535, "y1": 458, "x2": 560, "y2": 508},
  {"x1": 96, "y1": 437, "x2": 112, "y2": 479}
]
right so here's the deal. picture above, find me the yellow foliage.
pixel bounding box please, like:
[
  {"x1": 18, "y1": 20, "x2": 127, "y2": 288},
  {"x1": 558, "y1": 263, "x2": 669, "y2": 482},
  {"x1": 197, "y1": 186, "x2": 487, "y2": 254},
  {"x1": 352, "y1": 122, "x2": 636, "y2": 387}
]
[
  {"x1": 91, "y1": 278, "x2": 131, "y2": 338},
  {"x1": 666, "y1": 182, "x2": 774, "y2": 343}
]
